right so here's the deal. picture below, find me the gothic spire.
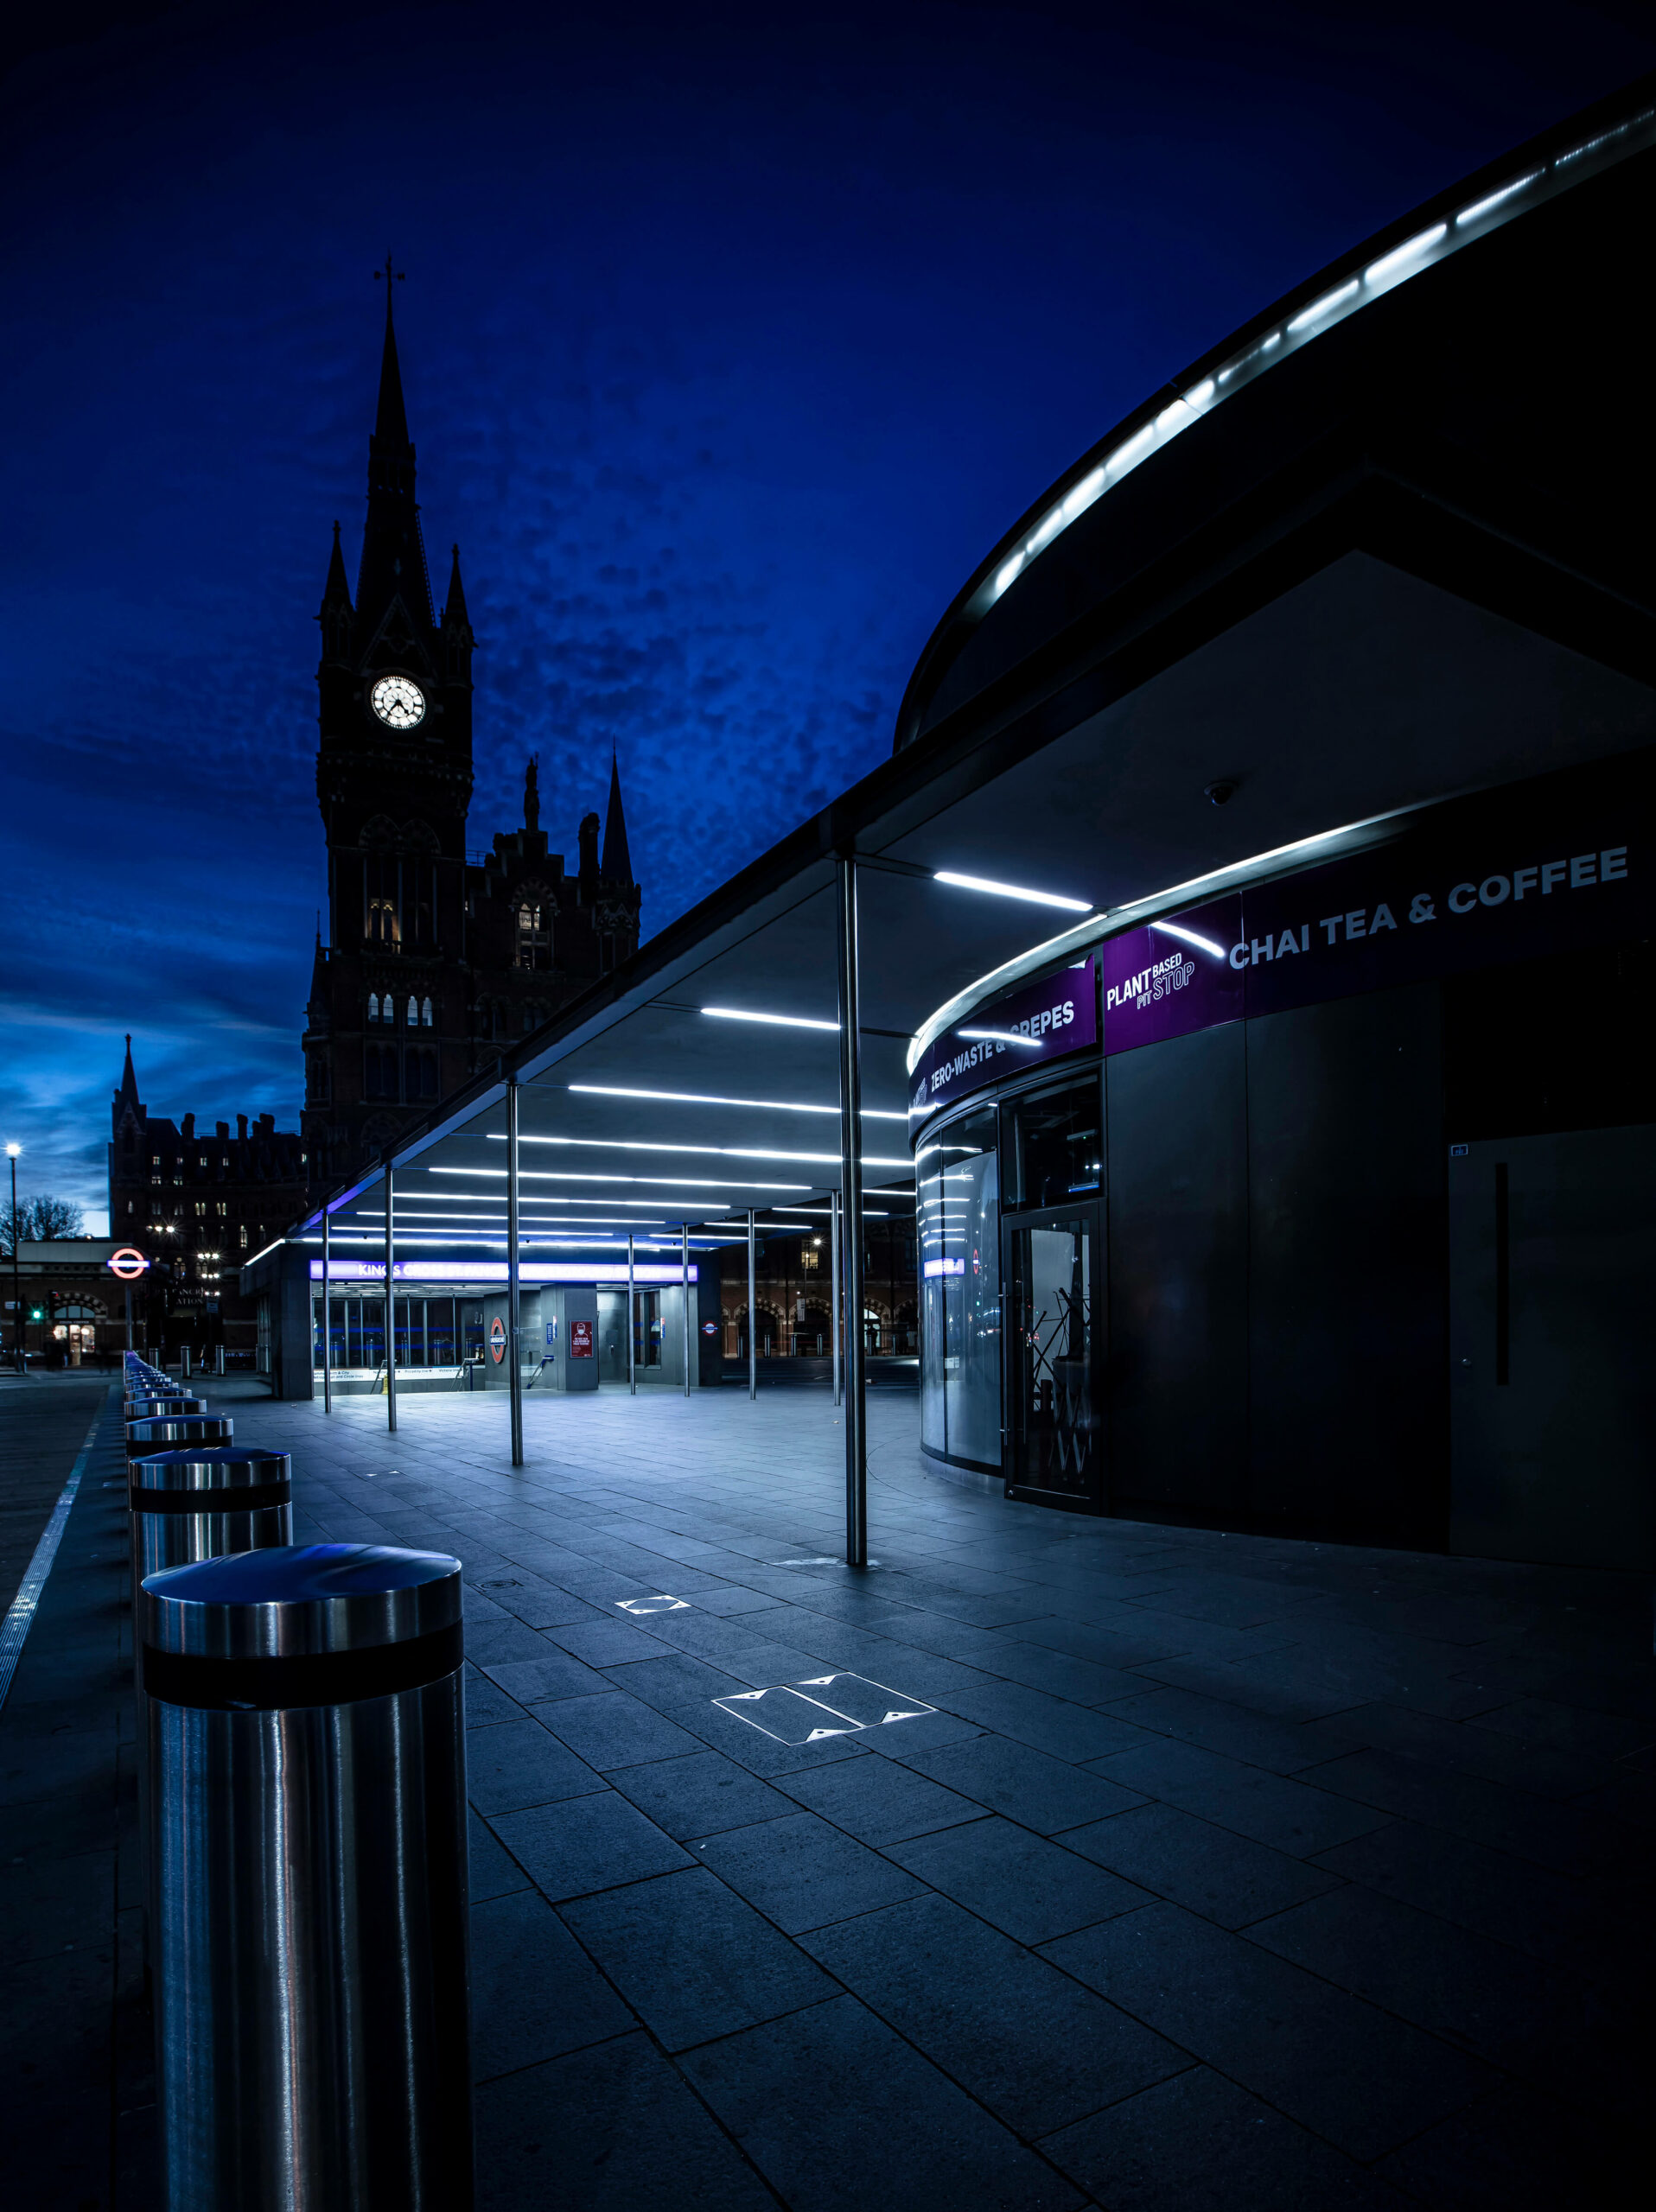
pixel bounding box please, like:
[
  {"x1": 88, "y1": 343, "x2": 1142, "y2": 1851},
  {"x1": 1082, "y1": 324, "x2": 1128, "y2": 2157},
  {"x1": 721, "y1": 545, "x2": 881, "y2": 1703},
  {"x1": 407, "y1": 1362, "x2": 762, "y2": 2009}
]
[
  {"x1": 322, "y1": 519, "x2": 352, "y2": 609},
  {"x1": 373, "y1": 252, "x2": 411, "y2": 451},
  {"x1": 114, "y1": 1033, "x2": 142, "y2": 1123},
  {"x1": 524, "y1": 753, "x2": 540, "y2": 834},
  {"x1": 443, "y1": 543, "x2": 470, "y2": 630},
  {"x1": 601, "y1": 750, "x2": 633, "y2": 885},
  {"x1": 355, "y1": 254, "x2": 434, "y2": 638}
]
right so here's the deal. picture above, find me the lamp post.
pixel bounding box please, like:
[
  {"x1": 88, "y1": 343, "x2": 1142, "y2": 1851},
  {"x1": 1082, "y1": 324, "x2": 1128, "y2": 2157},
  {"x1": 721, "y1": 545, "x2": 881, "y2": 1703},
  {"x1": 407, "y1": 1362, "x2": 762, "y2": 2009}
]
[{"x1": 6, "y1": 1145, "x2": 20, "y2": 1373}]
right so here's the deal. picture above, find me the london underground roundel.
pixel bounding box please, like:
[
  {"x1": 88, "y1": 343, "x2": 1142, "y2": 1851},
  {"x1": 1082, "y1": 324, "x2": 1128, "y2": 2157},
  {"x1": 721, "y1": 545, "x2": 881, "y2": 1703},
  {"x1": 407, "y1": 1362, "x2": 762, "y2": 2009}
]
[
  {"x1": 108, "y1": 1248, "x2": 150, "y2": 1281},
  {"x1": 489, "y1": 1315, "x2": 506, "y2": 1364}
]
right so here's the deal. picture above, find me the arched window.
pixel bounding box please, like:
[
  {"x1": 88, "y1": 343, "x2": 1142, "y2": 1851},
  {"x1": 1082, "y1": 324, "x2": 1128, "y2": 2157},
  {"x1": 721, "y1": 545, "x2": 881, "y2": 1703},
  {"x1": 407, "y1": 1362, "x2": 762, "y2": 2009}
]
[
  {"x1": 367, "y1": 993, "x2": 379, "y2": 1022},
  {"x1": 421, "y1": 996, "x2": 434, "y2": 1027},
  {"x1": 406, "y1": 995, "x2": 418, "y2": 1026},
  {"x1": 516, "y1": 901, "x2": 551, "y2": 970},
  {"x1": 368, "y1": 898, "x2": 398, "y2": 945}
]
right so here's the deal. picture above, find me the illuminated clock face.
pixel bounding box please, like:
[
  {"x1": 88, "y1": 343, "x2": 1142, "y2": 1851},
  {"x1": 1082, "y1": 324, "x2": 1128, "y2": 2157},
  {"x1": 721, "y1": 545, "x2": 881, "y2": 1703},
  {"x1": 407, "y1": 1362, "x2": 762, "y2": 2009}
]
[{"x1": 370, "y1": 675, "x2": 426, "y2": 729}]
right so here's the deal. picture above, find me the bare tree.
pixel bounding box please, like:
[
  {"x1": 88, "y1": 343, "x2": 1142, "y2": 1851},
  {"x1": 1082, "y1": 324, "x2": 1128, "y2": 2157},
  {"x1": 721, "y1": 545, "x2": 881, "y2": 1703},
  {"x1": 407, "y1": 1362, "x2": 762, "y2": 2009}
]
[{"x1": 0, "y1": 1194, "x2": 86, "y2": 1251}]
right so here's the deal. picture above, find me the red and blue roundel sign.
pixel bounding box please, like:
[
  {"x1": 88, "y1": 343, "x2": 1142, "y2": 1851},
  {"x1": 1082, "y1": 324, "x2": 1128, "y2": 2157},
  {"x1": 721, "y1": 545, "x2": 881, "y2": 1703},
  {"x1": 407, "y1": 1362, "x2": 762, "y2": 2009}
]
[
  {"x1": 108, "y1": 1248, "x2": 150, "y2": 1281},
  {"x1": 488, "y1": 1316, "x2": 506, "y2": 1364}
]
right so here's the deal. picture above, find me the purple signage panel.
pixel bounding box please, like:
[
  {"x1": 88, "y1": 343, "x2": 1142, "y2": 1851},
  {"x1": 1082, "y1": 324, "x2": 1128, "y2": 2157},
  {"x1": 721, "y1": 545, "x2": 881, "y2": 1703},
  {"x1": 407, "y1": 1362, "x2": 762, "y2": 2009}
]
[
  {"x1": 1235, "y1": 821, "x2": 1642, "y2": 1020},
  {"x1": 910, "y1": 957, "x2": 1096, "y2": 1128},
  {"x1": 1101, "y1": 897, "x2": 1241, "y2": 1056}
]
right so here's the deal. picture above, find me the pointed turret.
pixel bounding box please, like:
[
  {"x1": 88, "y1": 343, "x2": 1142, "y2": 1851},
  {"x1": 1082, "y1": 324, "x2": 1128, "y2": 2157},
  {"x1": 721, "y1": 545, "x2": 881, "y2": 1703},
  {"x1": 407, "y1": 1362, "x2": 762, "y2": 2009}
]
[
  {"x1": 319, "y1": 520, "x2": 353, "y2": 659},
  {"x1": 442, "y1": 543, "x2": 474, "y2": 682},
  {"x1": 601, "y1": 751, "x2": 633, "y2": 885},
  {"x1": 112, "y1": 1033, "x2": 144, "y2": 1141},
  {"x1": 117, "y1": 1033, "x2": 140, "y2": 1114},
  {"x1": 443, "y1": 543, "x2": 470, "y2": 630},
  {"x1": 524, "y1": 753, "x2": 540, "y2": 835}
]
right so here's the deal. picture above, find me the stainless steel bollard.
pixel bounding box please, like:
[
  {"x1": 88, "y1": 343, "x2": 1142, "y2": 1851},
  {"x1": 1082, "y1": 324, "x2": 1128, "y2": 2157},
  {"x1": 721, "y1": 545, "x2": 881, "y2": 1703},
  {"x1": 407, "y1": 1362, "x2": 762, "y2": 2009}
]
[
  {"x1": 142, "y1": 1544, "x2": 473, "y2": 2211},
  {"x1": 129, "y1": 1448, "x2": 294, "y2": 1635},
  {"x1": 127, "y1": 1395, "x2": 207, "y2": 1421},
  {"x1": 129, "y1": 1451, "x2": 296, "y2": 1973},
  {"x1": 127, "y1": 1413, "x2": 232, "y2": 1466}
]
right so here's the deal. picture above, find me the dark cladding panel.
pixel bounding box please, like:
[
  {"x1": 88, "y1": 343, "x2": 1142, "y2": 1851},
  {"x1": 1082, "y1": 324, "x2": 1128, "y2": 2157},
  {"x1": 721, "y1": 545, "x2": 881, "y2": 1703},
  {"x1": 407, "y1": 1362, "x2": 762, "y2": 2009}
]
[
  {"x1": 1105, "y1": 1026, "x2": 1247, "y2": 1516},
  {"x1": 1246, "y1": 983, "x2": 1445, "y2": 1546}
]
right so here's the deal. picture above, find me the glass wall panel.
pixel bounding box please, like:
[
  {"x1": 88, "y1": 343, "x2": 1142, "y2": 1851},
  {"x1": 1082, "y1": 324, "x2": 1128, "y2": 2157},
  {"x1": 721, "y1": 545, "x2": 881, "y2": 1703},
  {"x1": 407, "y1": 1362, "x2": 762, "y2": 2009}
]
[
  {"x1": 918, "y1": 1106, "x2": 1001, "y2": 1467},
  {"x1": 427, "y1": 1298, "x2": 455, "y2": 1365},
  {"x1": 462, "y1": 1301, "x2": 484, "y2": 1363},
  {"x1": 360, "y1": 1296, "x2": 385, "y2": 1370},
  {"x1": 1004, "y1": 1080, "x2": 1103, "y2": 1211}
]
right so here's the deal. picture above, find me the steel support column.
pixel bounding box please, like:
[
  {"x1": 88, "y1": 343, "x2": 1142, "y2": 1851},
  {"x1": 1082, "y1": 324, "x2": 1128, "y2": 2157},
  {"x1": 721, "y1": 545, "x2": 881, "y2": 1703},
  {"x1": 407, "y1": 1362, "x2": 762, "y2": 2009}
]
[
  {"x1": 322, "y1": 1206, "x2": 332, "y2": 1415},
  {"x1": 384, "y1": 1163, "x2": 397, "y2": 1433},
  {"x1": 681, "y1": 1224, "x2": 691, "y2": 1395},
  {"x1": 627, "y1": 1232, "x2": 637, "y2": 1396},
  {"x1": 830, "y1": 1189, "x2": 842, "y2": 1408},
  {"x1": 746, "y1": 1210, "x2": 757, "y2": 1402},
  {"x1": 835, "y1": 855, "x2": 867, "y2": 1567},
  {"x1": 507, "y1": 1077, "x2": 524, "y2": 1468}
]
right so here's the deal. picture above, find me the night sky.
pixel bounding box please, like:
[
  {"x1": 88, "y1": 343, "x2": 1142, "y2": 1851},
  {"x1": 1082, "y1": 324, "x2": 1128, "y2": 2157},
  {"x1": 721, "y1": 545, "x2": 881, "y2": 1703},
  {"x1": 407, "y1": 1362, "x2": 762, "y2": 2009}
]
[{"x1": 3, "y1": 1, "x2": 1651, "y2": 1227}]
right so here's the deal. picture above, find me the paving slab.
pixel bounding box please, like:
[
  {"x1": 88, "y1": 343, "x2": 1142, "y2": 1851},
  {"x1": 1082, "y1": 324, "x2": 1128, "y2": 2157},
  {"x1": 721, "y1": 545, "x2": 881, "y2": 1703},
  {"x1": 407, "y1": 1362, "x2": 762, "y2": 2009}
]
[{"x1": 8, "y1": 1378, "x2": 1653, "y2": 2210}]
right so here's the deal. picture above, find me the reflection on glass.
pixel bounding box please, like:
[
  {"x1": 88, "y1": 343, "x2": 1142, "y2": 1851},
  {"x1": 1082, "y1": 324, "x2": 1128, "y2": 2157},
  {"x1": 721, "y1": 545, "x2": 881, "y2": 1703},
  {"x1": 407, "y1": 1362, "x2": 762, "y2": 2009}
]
[
  {"x1": 918, "y1": 1106, "x2": 1001, "y2": 1467},
  {"x1": 1005, "y1": 1080, "x2": 1102, "y2": 1211},
  {"x1": 1008, "y1": 1218, "x2": 1095, "y2": 1496}
]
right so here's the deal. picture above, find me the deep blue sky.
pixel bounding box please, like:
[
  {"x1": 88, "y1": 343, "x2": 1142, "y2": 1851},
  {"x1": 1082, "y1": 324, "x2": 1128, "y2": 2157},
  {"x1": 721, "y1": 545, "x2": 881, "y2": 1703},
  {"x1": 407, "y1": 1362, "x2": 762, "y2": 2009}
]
[{"x1": 3, "y1": 0, "x2": 1651, "y2": 1227}]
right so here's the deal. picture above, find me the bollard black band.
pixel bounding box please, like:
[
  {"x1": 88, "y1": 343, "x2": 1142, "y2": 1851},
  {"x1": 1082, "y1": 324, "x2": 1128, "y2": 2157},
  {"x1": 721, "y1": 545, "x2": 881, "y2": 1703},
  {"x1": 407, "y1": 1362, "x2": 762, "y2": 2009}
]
[
  {"x1": 130, "y1": 1481, "x2": 291, "y2": 1516},
  {"x1": 142, "y1": 1620, "x2": 463, "y2": 1713}
]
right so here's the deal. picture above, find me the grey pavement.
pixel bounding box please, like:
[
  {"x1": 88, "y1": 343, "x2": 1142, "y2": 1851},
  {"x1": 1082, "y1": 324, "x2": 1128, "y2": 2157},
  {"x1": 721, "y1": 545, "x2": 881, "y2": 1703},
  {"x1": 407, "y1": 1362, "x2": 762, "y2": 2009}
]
[{"x1": 2, "y1": 1380, "x2": 1652, "y2": 2208}]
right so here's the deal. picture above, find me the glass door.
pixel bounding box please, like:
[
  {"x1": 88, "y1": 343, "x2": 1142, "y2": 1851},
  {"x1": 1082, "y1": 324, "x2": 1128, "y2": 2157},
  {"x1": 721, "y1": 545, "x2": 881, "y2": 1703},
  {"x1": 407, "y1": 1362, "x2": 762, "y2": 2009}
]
[{"x1": 1004, "y1": 1206, "x2": 1101, "y2": 1509}]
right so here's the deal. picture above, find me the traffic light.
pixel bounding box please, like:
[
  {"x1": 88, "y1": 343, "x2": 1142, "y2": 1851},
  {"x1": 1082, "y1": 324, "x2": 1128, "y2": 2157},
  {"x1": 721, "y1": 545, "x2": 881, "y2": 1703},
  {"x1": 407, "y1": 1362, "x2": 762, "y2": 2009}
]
[{"x1": 29, "y1": 1306, "x2": 44, "y2": 1322}]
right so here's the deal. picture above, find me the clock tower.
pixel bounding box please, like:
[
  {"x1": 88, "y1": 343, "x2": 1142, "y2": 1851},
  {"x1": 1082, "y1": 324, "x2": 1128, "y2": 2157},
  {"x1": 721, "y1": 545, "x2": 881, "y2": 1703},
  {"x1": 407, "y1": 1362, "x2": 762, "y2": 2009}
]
[
  {"x1": 303, "y1": 259, "x2": 476, "y2": 1180},
  {"x1": 301, "y1": 263, "x2": 643, "y2": 1188}
]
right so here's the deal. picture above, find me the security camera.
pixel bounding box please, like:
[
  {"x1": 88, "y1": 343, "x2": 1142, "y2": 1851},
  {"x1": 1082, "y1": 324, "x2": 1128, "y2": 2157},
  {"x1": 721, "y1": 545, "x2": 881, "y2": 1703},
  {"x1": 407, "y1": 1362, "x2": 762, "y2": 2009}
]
[{"x1": 1204, "y1": 780, "x2": 1238, "y2": 806}]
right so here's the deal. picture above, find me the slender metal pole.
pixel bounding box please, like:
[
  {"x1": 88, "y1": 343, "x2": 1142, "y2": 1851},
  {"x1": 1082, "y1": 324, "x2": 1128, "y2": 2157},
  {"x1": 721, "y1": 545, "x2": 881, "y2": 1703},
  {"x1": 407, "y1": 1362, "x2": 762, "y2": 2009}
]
[
  {"x1": 124, "y1": 1284, "x2": 134, "y2": 1353},
  {"x1": 836, "y1": 855, "x2": 867, "y2": 1567},
  {"x1": 9, "y1": 1153, "x2": 20, "y2": 1372},
  {"x1": 831, "y1": 1189, "x2": 842, "y2": 1407},
  {"x1": 746, "y1": 1210, "x2": 757, "y2": 1401},
  {"x1": 507, "y1": 1077, "x2": 524, "y2": 1466},
  {"x1": 681, "y1": 1224, "x2": 691, "y2": 1395},
  {"x1": 322, "y1": 1206, "x2": 332, "y2": 1414},
  {"x1": 627, "y1": 1232, "x2": 637, "y2": 1395},
  {"x1": 384, "y1": 1163, "x2": 397, "y2": 1433}
]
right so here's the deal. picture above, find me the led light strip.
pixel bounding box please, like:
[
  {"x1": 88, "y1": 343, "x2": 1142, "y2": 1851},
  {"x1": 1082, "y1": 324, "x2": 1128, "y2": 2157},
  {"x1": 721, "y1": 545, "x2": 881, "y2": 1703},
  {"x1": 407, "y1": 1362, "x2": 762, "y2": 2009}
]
[
  {"x1": 970, "y1": 104, "x2": 1656, "y2": 620},
  {"x1": 429, "y1": 1166, "x2": 814, "y2": 1192},
  {"x1": 570, "y1": 1084, "x2": 908, "y2": 1122},
  {"x1": 486, "y1": 1133, "x2": 912, "y2": 1170}
]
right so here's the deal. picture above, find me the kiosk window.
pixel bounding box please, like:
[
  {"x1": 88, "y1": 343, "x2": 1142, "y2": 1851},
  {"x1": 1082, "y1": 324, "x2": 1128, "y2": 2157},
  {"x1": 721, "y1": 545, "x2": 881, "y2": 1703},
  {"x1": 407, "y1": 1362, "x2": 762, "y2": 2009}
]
[{"x1": 1004, "y1": 1080, "x2": 1102, "y2": 1211}]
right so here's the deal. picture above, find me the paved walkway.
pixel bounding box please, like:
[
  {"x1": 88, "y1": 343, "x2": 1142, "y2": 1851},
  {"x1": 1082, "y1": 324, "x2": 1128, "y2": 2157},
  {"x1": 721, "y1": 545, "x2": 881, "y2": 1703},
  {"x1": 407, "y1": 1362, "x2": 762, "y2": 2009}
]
[
  {"x1": 272, "y1": 1386, "x2": 1651, "y2": 2209},
  {"x1": 4, "y1": 1381, "x2": 1652, "y2": 2207}
]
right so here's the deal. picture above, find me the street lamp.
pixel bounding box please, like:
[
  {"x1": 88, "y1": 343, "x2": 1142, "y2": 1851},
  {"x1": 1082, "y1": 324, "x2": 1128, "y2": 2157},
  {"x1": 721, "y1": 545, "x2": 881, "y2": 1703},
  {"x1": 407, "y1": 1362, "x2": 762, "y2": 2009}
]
[{"x1": 6, "y1": 1144, "x2": 21, "y2": 1373}]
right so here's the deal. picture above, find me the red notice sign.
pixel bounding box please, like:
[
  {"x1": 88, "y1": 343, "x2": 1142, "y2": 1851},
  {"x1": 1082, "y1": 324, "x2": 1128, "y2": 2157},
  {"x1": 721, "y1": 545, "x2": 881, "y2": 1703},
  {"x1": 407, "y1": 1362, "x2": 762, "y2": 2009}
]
[{"x1": 570, "y1": 1319, "x2": 594, "y2": 1358}]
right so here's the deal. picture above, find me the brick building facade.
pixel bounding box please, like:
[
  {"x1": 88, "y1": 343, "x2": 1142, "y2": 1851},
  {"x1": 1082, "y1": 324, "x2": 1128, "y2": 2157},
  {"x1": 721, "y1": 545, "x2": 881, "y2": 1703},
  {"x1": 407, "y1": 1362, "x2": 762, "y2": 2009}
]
[{"x1": 107, "y1": 1039, "x2": 308, "y2": 1359}]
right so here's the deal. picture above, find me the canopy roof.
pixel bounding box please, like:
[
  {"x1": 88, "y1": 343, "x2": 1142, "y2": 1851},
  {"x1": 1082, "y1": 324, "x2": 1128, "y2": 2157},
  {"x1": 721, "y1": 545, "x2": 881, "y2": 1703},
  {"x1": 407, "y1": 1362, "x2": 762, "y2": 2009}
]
[{"x1": 274, "y1": 82, "x2": 1656, "y2": 1267}]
